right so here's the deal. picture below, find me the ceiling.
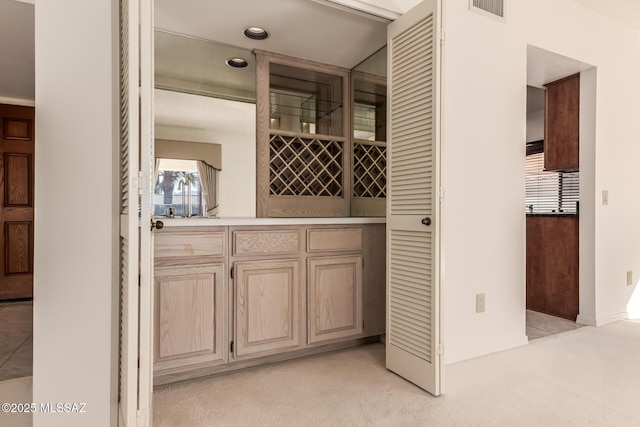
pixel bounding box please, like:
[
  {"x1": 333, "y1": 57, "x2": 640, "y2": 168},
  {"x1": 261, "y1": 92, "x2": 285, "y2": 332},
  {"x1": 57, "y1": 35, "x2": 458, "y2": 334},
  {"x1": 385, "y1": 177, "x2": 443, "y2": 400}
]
[
  {"x1": 1, "y1": 0, "x2": 640, "y2": 102},
  {"x1": 154, "y1": 0, "x2": 389, "y2": 69}
]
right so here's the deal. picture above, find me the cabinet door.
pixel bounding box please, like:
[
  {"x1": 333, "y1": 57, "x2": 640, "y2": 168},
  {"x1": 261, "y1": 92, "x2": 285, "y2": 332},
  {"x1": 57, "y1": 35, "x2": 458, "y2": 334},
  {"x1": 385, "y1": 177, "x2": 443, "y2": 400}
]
[
  {"x1": 234, "y1": 259, "x2": 300, "y2": 358},
  {"x1": 544, "y1": 73, "x2": 580, "y2": 171},
  {"x1": 154, "y1": 264, "x2": 226, "y2": 372},
  {"x1": 308, "y1": 255, "x2": 363, "y2": 344}
]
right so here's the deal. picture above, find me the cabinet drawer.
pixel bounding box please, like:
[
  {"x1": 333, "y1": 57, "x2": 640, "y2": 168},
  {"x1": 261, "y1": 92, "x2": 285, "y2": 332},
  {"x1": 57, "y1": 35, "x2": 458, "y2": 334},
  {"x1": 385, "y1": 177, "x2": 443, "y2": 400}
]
[
  {"x1": 155, "y1": 231, "x2": 225, "y2": 259},
  {"x1": 232, "y1": 229, "x2": 300, "y2": 256},
  {"x1": 306, "y1": 228, "x2": 363, "y2": 253}
]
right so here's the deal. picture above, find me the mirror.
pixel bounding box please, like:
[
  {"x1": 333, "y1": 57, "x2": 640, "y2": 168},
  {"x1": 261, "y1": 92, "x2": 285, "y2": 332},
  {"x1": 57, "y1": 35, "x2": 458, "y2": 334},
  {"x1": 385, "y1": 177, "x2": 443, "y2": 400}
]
[
  {"x1": 154, "y1": 31, "x2": 257, "y2": 217},
  {"x1": 154, "y1": 140, "x2": 222, "y2": 217},
  {"x1": 350, "y1": 46, "x2": 387, "y2": 217}
]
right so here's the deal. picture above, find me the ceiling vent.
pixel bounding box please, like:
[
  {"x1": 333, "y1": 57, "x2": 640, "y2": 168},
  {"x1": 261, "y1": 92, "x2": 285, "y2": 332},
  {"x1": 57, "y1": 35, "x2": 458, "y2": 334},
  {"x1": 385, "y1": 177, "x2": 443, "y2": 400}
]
[{"x1": 470, "y1": 0, "x2": 505, "y2": 21}]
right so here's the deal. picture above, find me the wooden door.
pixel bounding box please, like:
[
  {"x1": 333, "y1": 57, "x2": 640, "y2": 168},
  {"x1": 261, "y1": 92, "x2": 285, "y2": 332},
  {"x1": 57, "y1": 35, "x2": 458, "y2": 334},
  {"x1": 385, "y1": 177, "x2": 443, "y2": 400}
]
[
  {"x1": 234, "y1": 259, "x2": 300, "y2": 358},
  {"x1": 308, "y1": 255, "x2": 363, "y2": 343},
  {"x1": 386, "y1": 0, "x2": 442, "y2": 396},
  {"x1": 0, "y1": 104, "x2": 34, "y2": 301},
  {"x1": 154, "y1": 264, "x2": 227, "y2": 372}
]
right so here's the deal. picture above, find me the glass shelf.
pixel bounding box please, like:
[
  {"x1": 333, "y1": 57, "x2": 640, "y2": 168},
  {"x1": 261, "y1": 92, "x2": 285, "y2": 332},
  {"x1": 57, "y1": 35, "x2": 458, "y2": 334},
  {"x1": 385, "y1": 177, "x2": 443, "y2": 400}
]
[{"x1": 269, "y1": 90, "x2": 343, "y2": 135}]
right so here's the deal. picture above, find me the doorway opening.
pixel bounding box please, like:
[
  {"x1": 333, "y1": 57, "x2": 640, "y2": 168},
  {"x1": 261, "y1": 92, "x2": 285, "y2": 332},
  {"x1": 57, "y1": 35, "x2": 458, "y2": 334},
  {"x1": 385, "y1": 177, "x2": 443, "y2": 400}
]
[
  {"x1": 525, "y1": 46, "x2": 596, "y2": 339},
  {"x1": 0, "y1": 103, "x2": 35, "y2": 381}
]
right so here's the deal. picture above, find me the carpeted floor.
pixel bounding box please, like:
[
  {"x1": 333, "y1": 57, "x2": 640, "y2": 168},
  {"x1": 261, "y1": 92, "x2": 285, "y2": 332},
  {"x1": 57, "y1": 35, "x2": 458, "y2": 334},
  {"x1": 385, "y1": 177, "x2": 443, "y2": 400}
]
[
  {"x1": 153, "y1": 320, "x2": 640, "y2": 427},
  {"x1": 2, "y1": 320, "x2": 639, "y2": 426}
]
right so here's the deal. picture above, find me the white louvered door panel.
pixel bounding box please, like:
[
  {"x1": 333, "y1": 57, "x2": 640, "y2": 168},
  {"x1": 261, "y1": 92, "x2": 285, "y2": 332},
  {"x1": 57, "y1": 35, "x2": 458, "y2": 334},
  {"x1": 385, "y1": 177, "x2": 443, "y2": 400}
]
[
  {"x1": 118, "y1": 0, "x2": 154, "y2": 425},
  {"x1": 138, "y1": 0, "x2": 155, "y2": 424},
  {"x1": 118, "y1": 0, "x2": 140, "y2": 424},
  {"x1": 386, "y1": 0, "x2": 442, "y2": 396}
]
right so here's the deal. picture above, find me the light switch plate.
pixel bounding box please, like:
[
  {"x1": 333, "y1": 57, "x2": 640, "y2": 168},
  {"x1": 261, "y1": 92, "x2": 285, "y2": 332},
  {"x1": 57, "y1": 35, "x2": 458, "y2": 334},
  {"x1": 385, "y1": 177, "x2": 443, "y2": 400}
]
[
  {"x1": 627, "y1": 271, "x2": 633, "y2": 286},
  {"x1": 602, "y1": 190, "x2": 609, "y2": 205},
  {"x1": 476, "y1": 293, "x2": 485, "y2": 313}
]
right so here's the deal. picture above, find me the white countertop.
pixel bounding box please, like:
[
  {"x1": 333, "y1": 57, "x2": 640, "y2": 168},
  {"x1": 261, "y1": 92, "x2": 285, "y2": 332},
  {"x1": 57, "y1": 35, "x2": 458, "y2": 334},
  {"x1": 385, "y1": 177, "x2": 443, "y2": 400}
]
[{"x1": 157, "y1": 217, "x2": 386, "y2": 227}]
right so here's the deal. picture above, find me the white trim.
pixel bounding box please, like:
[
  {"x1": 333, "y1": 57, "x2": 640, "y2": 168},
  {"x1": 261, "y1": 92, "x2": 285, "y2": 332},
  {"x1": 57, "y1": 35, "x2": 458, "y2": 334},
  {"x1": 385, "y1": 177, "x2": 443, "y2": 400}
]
[
  {"x1": 310, "y1": 0, "x2": 399, "y2": 22},
  {"x1": 0, "y1": 97, "x2": 35, "y2": 107},
  {"x1": 445, "y1": 335, "x2": 529, "y2": 365},
  {"x1": 577, "y1": 312, "x2": 628, "y2": 326}
]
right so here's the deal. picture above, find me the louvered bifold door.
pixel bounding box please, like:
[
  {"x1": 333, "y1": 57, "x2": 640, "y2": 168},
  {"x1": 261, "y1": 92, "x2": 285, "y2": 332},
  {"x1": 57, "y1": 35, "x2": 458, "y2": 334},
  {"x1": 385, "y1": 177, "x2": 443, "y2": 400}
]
[
  {"x1": 118, "y1": 0, "x2": 154, "y2": 425},
  {"x1": 118, "y1": 0, "x2": 140, "y2": 424},
  {"x1": 386, "y1": 0, "x2": 442, "y2": 396}
]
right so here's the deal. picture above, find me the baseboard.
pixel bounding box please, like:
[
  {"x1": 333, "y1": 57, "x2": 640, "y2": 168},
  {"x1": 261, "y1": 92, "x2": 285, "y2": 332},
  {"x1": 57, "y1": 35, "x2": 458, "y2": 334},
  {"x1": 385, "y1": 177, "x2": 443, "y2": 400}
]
[
  {"x1": 576, "y1": 314, "x2": 597, "y2": 326},
  {"x1": 577, "y1": 312, "x2": 627, "y2": 326},
  {"x1": 444, "y1": 334, "x2": 529, "y2": 365},
  {"x1": 0, "y1": 97, "x2": 35, "y2": 107},
  {"x1": 154, "y1": 336, "x2": 381, "y2": 386}
]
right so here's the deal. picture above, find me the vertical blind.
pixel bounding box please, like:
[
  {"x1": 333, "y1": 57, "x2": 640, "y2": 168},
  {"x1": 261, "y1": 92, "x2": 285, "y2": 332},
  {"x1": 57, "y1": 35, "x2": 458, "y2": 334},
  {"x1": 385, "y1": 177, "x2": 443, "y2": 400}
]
[{"x1": 525, "y1": 152, "x2": 579, "y2": 214}]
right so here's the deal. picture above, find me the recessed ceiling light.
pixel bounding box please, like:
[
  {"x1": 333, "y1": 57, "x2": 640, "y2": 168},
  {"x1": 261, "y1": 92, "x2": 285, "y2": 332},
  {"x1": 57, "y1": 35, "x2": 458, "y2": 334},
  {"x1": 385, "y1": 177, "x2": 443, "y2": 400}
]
[
  {"x1": 226, "y1": 57, "x2": 249, "y2": 68},
  {"x1": 243, "y1": 26, "x2": 269, "y2": 40}
]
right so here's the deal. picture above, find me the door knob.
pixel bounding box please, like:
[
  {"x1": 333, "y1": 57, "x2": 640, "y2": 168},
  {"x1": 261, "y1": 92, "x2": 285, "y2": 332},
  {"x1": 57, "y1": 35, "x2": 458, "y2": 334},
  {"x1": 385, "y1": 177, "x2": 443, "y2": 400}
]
[
  {"x1": 151, "y1": 219, "x2": 164, "y2": 231},
  {"x1": 421, "y1": 217, "x2": 431, "y2": 226}
]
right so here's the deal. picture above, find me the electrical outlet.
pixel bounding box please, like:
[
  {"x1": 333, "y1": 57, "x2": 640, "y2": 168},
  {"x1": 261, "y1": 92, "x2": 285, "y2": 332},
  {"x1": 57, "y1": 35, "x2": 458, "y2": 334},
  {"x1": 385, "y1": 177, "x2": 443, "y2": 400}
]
[
  {"x1": 602, "y1": 190, "x2": 609, "y2": 205},
  {"x1": 476, "y1": 293, "x2": 485, "y2": 313},
  {"x1": 627, "y1": 271, "x2": 633, "y2": 286}
]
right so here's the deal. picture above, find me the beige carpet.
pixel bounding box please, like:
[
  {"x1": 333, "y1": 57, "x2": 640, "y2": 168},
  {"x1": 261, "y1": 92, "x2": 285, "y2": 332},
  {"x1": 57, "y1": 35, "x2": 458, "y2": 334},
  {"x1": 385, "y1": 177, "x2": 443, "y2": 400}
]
[
  {"x1": 0, "y1": 376, "x2": 32, "y2": 427},
  {"x1": 153, "y1": 320, "x2": 640, "y2": 427}
]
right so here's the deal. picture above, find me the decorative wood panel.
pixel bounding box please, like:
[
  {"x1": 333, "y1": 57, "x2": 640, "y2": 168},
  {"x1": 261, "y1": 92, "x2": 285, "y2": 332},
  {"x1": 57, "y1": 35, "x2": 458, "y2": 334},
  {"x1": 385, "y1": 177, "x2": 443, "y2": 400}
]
[
  {"x1": 4, "y1": 153, "x2": 32, "y2": 207},
  {"x1": 2, "y1": 118, "x2": 32, "y2": 141},
  {"x1": 234, "y1": 259, "x2": 299, "y2": 357},
  {"x1": 232, "y1": 229, "x2": 300, "y2": 256},
  {"x1": 544, "y1": 73, "x2": 580, "y2": 172},
  {"x1": 269, "y1": 133, "x2": 344, "y2": 197},
  {"x1": 308, "y1": 256, "x2": 363, "y2": 343},
  {"x1": 353, "y1": 142, "x2": 386, "y2": 198},
  {"x1": 4, "y1": 222, "x2": 32, "y2": 275},
  {"x1": 154, "y1": 231, "x2": 225, "y2": 259},
  {"x1": 154, "y1": 264, "x2": 226, "y2": 372},
  {"x1": 526, "y1": 215, "x2": 579, "y2": 320},
  {"x1": 306, "y1": 227, "x2": 363, "y2": 252}
]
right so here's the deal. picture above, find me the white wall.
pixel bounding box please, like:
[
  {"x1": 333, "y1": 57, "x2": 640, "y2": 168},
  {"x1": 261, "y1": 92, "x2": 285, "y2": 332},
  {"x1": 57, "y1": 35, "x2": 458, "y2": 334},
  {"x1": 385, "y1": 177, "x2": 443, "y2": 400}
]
[
  {"x1": 33, "y1": 0, "x2": 118, "y2": 426},
  {"x1": 441, "y1": 0, "x2": 640, "y2": 363},
  {"x1": 526, "y1": 110, "x2": 543, "y2": 142},
  {"x1": 154, "y1": 90, "x2": 256, "y2": 217}
]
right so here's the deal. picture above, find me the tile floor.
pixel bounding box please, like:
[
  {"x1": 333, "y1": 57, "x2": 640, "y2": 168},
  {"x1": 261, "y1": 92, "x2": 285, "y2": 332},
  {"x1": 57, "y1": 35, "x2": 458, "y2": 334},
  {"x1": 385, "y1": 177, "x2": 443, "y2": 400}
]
[
  {"x1": 0, "y1": 301, "x2": 33, "y2": 381},
  {"x1": 526, "y1": 309, "x2": 582, "y2": 339}
]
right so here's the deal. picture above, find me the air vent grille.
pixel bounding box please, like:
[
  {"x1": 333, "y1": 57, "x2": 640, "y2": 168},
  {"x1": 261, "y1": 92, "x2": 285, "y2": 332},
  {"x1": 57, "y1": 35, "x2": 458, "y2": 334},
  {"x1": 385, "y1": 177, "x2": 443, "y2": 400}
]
[{"x1": 470, "y1": 0, "x2": 505, "y2": 20}]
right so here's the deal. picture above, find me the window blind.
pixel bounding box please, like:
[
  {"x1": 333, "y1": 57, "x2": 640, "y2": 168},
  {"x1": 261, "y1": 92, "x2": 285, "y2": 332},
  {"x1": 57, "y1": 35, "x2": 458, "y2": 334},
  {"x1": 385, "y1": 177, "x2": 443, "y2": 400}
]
[{"x1": 525, "y1": 151, "x2": 579, "y2": 214}]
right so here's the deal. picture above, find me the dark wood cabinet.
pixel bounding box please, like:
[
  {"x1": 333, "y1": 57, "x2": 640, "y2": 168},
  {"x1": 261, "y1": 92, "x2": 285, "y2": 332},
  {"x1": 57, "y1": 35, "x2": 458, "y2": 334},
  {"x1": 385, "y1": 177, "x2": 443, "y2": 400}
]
[
  {"x1": 526, "y1": 215, "x2": 579, "y2": 320},
  {"x1": 544, "y1": 73, "x2": 580, "y2": 172}
]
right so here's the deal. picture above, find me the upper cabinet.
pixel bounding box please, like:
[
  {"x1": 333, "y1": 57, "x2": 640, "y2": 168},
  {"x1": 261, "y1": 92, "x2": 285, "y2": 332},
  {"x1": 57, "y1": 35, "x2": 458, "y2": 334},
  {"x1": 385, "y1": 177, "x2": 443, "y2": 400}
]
[
  {"x1": 255, "y1": 49, "x2": 388, "y2": 218},
  {"x1": 544, "y1": 73, "x2": 580, "y2": 172},
  {"x1": 256, "y1": 51, "x2": 351, "y2": 217}
]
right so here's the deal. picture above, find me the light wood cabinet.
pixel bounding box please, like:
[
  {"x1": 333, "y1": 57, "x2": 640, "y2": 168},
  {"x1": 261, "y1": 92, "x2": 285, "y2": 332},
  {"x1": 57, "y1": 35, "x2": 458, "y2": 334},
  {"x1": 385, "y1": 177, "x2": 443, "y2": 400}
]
[
  {"x1": 153, "y1": 223, "x2": 385, "y2": 384},
  {"x1": 154, "y1": 263, "x2": 227, "y2": 372},
  {"x1": 233, "y1": 259, "x2": 300, "y2": 358},
  {"x1": 307, "y1": 255, "x2": 363, "y2": 344}
]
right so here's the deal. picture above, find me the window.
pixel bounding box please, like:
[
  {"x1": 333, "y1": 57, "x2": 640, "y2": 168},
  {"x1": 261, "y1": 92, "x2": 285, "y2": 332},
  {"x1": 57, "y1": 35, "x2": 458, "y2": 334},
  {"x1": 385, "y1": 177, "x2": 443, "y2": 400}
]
[
  {"x1": 154, "y1": 158, "x2": 205, "y2": 217},
  {"x1": 525, "y1": 148, "x2": 579, "y2": 214}
]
